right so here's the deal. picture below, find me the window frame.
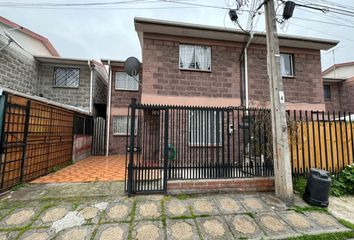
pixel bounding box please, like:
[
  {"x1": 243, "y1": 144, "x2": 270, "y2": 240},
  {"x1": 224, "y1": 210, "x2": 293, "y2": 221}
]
[
  {"x1": 179, "y1": 44, "x2": 212, "y2": 72},
  {"x1": 53, "y1": 67, "x2": 80, "y2": 88},
  {"x1": 112, "y1": 115, "x2": 138, "y2": 136},
  {"x1": 115, "y1": 72, "x2": 139, "y2": 91},
  {"x1": 323, "y1": 84, "x2": 332, "y2": 100},
  {"x1": 188, "y1": 110, "x2": 222, "y2": 147},
  {"x1": 280, "y1": 53, "x2": 294, "y2": 78}
]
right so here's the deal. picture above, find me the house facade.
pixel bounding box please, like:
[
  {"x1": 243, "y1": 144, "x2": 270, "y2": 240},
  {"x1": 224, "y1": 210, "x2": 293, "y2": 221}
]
[
  {"x1": 104, "y1": 17, "x2": 337, "y2": 156},
  {"x1": 0, "y1": 16, "x2": 108, "y2": 116},
  {"x1": 322, "y1": 62, "x2": 354, "y2": 113},
  {"x1": 135, "y1": 18, "x2": 337, "y2": 111},
  {"x1": 101, "y1": 60, "x2": 142, "y2": 155}
]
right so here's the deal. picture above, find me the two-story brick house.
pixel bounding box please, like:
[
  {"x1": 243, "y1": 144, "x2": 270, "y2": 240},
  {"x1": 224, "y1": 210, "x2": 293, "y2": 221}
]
[
  {"x1": 0, "y1": 16, "x2": 108, "y2": 116},
  {"x1": 104, "y1": 17, "x2": 337, "y2": 156},
  {"x1": 322, "y1": 62, "x2": 354, "y2": 113}
]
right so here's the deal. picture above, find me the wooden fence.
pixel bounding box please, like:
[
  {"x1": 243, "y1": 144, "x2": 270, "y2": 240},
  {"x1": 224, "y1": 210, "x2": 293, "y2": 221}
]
[
  {"x1": 288, "y1": 111, "x2": 354, "y2": 176},
  {"x1": 0, "y1": 93, "x2": 92, "y2": 192}
]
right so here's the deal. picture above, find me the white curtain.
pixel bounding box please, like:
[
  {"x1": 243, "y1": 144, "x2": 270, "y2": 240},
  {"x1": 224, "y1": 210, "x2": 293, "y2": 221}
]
[
  {"x1": 280, "y1": 54, "x2": 287, "y2": 76},
  {"x1": 195, "y1": 46, "x2": 211, "y2": 70},
  {"x1": 179, "y1": 45, "x2": 195, "y2": 69},
  {"x1": 116, "y1": 72, "x2": 139, "y2": 90}
]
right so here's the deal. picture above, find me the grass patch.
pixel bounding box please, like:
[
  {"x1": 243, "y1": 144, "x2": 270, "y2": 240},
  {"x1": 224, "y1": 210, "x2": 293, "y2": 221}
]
[
  {"x1": 127, "y1": 201, "x2": 137, "y2": 240},
  {"x1": 339, "y1": 219, "x2": 354, "y2": 230},
  {"x1": 290, "y1": 205, "x2": 328, "y2": 214},
  {"x1": 293, "y1": 177, "x2": 307, "y2": 195},
  {"x1": 245, "y1": 212, "x2": 255, "y2": 219},
  {"x1": 10, "y1": 183, "x2": 26, "y2": 192},
  {"x1": 160, "y1": 200, "x2": 167, "y2": 240},
  {"x1": 288, "y1": 231, "x2": 354, "y2": 240},
  {"x1": 176, "y1": 194, "x2": 194, "y2": 200},
  {"x1": 171, "y1": 215, "x2": 194, "y2": 220}
]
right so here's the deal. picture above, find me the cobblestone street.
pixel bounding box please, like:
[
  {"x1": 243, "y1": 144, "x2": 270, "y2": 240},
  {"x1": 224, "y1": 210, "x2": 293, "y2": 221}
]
[{"x1": 0, "y1": 182, "x2": 350, "y2": 239}]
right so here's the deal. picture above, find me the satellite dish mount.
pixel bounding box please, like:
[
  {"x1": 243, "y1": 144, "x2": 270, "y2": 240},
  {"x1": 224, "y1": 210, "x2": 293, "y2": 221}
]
[{"x1": 124, "y1": 57, "x2": 141, "y2": 83}]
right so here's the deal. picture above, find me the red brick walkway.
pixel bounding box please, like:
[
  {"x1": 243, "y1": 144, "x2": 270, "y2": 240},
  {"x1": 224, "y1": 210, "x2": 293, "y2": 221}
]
[{"x1": 32, "y1": 155, "x2": 126, "y2": 183}]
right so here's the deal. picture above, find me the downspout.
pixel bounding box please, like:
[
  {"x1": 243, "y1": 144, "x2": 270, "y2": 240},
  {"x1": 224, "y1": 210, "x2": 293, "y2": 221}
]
[
  {"x1": 88, "y1": 60, "x2": 94, "y2": 115},
  {"x1": 105, "y1": 60, "x2": 112, "y2": 156},
  {"x1": 244, "y1": 33, "x2": 254, "y2": 109}
]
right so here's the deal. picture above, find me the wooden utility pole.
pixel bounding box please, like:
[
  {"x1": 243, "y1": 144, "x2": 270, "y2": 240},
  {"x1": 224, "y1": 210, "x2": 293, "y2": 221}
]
[{"x1": 264, "y1": 0, "x2": 294, "y2": 205}]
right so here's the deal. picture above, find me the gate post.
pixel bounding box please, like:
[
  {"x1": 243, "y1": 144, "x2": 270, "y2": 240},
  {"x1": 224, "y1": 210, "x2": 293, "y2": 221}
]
[
  {"x1": 20, "y1": 100, "x2": 31, "y2": 183},
  {"x1": 127, "y1": 99, "x2": 137, "y2": 197},
  {"x1": 163, "y1": 108, "x2": 169, "y2": 194}
]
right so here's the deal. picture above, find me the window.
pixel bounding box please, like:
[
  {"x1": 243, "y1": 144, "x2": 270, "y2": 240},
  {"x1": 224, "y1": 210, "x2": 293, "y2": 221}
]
[
  {"x1": 324, "y1": 85, "x2": 331, "y2": 100},
  {"x1": 113, "y1": 116, "x2": 137, "y2": 135},
  {"x1": 280, "y1": 53, "x2": 294, "y2": 77},
  {"x1": 54, "y1": 67, "x2": 80, "y2": 87},
  {"x1": 189, "y1": 110, "x2": 222, "y2": 146},
  {"x1": 179, "y1": 44, "x2": 211, "y2": 71},
  {"x1": 115, "y1": 72, "x2": 139, "y2": 91}
]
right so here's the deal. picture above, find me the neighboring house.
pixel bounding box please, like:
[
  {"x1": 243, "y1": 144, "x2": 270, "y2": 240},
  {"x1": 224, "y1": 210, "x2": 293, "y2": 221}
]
[
  {"x1": 322, "y1": 62, "x2": 354, "y2": 113},
  {"x1": 0, "y1": 16, "x2": 108, "y2": 116},
  {"x1": 103, "y1": 17, "x2": 338, "y2": 156},
  {"x1": 101, "y1": 60, "x2": 142, "y2": 155}
]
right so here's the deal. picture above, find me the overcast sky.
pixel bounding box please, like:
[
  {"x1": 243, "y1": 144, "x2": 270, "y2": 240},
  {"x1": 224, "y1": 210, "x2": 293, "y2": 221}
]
[{"x1": 2, "y1": 0, "x2": 354, "y2": 70}]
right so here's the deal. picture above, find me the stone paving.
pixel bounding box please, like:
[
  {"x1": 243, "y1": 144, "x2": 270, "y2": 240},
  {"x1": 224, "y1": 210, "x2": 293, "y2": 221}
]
[{"x1": 0, "y1": 182, "x2": 350, "y2": 239}]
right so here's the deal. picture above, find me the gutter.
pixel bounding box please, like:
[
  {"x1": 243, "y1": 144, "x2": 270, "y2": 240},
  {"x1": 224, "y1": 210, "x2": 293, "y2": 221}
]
[
  {"x1": 244, "y1": 33, "x2": 254, "y2": 109},
  {"x1": 106, "y1": 60, "x2": 112, "y2": 156},
  {"x1": 88, "y1": 60, "x2": 94, "y2": 115}
]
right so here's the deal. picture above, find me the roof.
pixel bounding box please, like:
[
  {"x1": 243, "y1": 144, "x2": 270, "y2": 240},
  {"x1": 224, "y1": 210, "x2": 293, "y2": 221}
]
[
  {"x1": 101, "y1": 59, "x2": 125, "y2": 67},
  {"x1": 35, "y1": 56, "x2": 108, "y2": 80},
  {"x1": 135, "y1": 17, "x2": 338, "y2": 50},
  {"x1": 323, "y1": 77, "x2": 346, "y2": 83},
  {"x1": 0, "y1": 16, "x2": 60, "y2": 57},
  {"x1": 322, "y1": 61, "x2": 354, "y2": 76}
]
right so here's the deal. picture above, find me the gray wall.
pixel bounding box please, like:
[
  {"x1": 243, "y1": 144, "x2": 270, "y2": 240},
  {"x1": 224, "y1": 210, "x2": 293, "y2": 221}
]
[
  {"x1": 38, "y1": 64, "x2": 91, "y2": 111},
  {"x1": 93, "y1": 72, "x2": 107, "y2": 105},
  {"x1": 0, "y1": 42, "x2": 38, "y2": 94}
]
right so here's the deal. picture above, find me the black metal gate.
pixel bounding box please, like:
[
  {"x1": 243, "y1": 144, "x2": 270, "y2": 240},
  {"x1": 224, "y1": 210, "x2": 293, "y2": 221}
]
[
  {"x1": 126, "y1": 101, "x2": 274, "y2": 195},
  {"x1": 92, "y1": 117, "x2": 106, "y2": 156}
]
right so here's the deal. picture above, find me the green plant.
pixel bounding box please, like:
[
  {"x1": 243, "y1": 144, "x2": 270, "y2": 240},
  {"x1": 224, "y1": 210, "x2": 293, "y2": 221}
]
[
  {"x1": 293, "y1": 177, "x2": 307, "y2": 195},
  {"x1": 330, "y1": 164, "x2": 354, "y2": 196}
]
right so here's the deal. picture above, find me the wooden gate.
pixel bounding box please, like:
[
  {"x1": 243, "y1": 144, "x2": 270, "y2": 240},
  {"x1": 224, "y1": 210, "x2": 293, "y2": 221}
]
[{"x1": 92, "y1": 117, "x2": 106, "y2": 156}]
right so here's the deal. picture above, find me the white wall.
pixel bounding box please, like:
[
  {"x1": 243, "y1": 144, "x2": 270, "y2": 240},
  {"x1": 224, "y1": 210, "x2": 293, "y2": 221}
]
[
  {"x1": 0, "y1": 22, "x2": 53, "y2": 56},
  {"x1": 323, "y1": 65, "x2": 354, "y2": 79}
]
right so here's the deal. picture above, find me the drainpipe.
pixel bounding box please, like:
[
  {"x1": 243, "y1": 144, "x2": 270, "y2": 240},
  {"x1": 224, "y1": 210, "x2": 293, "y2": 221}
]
[
  {"x1": 244, "y1": 33, "x2": 254, "y2": 109},
  {"x1": 88, "y1": 60, "x2": 94, "y2": 115},
  {"x1": 106, "y1": 60, "x2": 112, "y2": 156}
]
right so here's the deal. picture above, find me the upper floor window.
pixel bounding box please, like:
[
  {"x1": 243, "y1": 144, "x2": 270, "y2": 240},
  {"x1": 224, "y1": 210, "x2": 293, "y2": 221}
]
[
  {"x1": 179, "y1": 44, "x2": 211, "y2": 71},
  {"x1": 115, "y1": 72, "x2": 139, "y2": 91},
  {"x1": 324, "y1": 85, "x2": 331, "y2": 100},
  {"x1": 280, "y1": 53, "x2": 294, "y2": 77},
  {"x1": 54, "y1": 67, "x2": 80, "y2": 88}
]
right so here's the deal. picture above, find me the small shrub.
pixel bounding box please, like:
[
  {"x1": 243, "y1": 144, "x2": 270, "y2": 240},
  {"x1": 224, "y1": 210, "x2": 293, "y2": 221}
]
[
  {"x1": 330, "y1": 164, "x2": 354, "y2": 197},
  {"x1": 293, "y1": 177, "x2": 307, "y2": 195}
]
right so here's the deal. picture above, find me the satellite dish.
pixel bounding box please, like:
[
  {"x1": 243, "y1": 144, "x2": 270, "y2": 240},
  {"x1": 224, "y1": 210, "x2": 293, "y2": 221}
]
[{"x1": 124, "y1": 57, "x2": 141, "y2": 77}]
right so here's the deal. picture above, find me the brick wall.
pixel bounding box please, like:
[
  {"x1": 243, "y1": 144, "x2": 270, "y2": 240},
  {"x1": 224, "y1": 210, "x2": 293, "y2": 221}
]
[
  {"x1": 38, "y1": 63, "x2": 91, "y2": 112},
  {"x1": 324, "y1": 83, "x2": 341, "y2": 112},
  {"x1": 109, "y1": 66, "x2": 142, "y2": 155},
  {"x1": 0, "y1": 43, "x2": 38, "y2": 94},
  {"x1": 167, "y1": 178, "x2": 275, "y2": 194},
  {"x1": 141, "y1": 34, "x2": 242, "y2": 102},
  {"x1": 339, "y1": 78, "x2": 354, "y2": 113},
  {"x1": 248, "y1": 45, "x2": 324, "y2": 107}
]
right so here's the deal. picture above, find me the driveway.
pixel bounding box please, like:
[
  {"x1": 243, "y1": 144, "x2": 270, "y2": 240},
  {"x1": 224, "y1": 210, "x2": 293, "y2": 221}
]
[
  {"x1": 0, "y1": 182, "x2": 350, "y2": 240},
  {"x1": 32, "y1": 155, "x2": 126, "y2": 183}
]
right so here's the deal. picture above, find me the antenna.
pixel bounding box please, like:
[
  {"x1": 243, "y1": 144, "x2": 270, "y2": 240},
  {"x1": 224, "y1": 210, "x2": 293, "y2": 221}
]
[{"x1": 124, "y1": 57, "x2": 141, "y2": 83}]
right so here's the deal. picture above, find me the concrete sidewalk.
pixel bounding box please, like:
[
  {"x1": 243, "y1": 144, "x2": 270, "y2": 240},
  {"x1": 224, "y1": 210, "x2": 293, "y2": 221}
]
[{"x1": 0, "y1": 182, "x2": 350, "y2": 240}]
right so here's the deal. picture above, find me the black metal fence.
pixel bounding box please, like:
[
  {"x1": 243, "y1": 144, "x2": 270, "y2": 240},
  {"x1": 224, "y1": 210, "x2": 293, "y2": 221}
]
[{"x1": 126, "y1": 102, "x2": 274, "y2": 195}]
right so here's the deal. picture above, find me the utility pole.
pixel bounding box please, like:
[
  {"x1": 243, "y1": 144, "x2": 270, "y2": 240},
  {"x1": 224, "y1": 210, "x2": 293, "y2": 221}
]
[{"x1": 264, "y1": 0, "x2": 294, "y2": 205}]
